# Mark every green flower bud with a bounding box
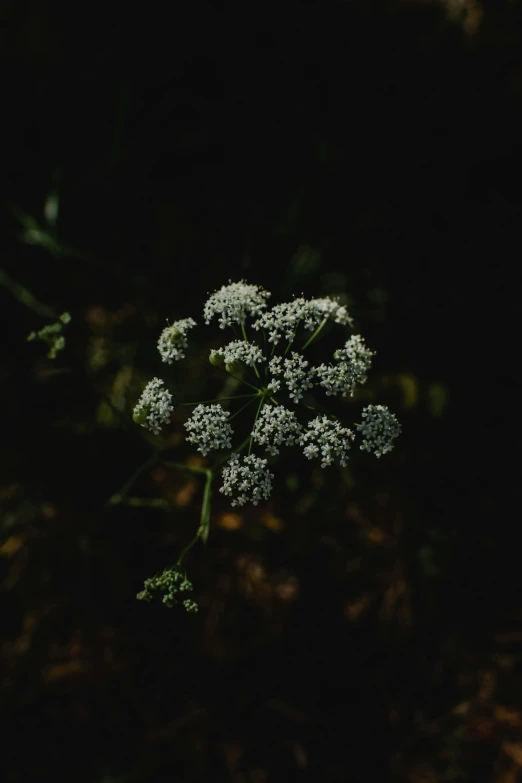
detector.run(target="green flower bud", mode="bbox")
[209,350,224,366]
[133,406,149,425]
[225,361,242,375]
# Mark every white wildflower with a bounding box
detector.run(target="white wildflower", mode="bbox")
[210,340,264,368]
[300,416,355,467]
[253,298,309,344]
[305,297,353,329]
[251,405,303,455]
[204,280,270,328]
[334,334,374,383]
[356,405,401,458]
[266,378,281,394]
[220,453,274,506]
[158,318,197,363]
[313,361,358,397]
[184,404,234,456]
[269,352,314,402]
[133,378,174,435]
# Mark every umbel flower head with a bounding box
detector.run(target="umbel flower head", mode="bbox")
[204,280,270,328]
[253,296,353,344]
[269,353,314,402]
[356,405,402,458]
[300,416,355,467]
[251,405,303,456]
[158,317,197,363]
[137,566,198,611]
[184,404,234,456]
[210,340,265,371]
[220,453,274,507]
[133,280,401,508]
[133,377,174,434]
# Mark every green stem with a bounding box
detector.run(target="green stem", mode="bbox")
[0,267,58,319]
[249,393,266,455]
[302,317,328,350]
[229,373,260,392]
[197,470,213,543]
[177,467,213,562]
[161,461,209,475]
[106,451,159,506]
[241,322,261,380]
[229,395,260,421]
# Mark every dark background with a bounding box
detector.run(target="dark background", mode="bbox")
[1,1,521,781]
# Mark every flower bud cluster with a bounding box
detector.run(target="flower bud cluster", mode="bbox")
[300,416,355,467]
[269,353,314,402]
[251,405,303,455]
[133,377,174,434]
[158,318,197,363]
[356,405,402,458]
[204,281,270,328]
[220,453,274,506]
[184,404,233,456]
[137,567,198,611]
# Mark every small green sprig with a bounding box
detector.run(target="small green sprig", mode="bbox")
[27,312,71,359]
[137,566,198,612]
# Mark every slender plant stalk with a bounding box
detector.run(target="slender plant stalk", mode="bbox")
[106,451,160,506]
[301,317,328,350]
[248,393,266,455]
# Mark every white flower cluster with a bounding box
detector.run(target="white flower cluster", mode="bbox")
[251,405,303,455]
[334,334,374,371]
[300,416,355,467]
[269,353,314,402]
[356,405,402,458]
[184,404,234,456]
[253,298,309,344]
[253,296,353,344]
[314,335,374,397]
[305,297,353,329]
[204,281,270,328]
[210,340,264,368]
[133,378,174,435]
[220,453,274,506]
[158,318,197,363]
[313,361,358,398]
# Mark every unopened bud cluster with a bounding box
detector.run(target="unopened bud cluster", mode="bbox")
[137,566,198,611]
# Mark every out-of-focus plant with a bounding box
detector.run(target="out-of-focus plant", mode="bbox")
[27,312,71,359]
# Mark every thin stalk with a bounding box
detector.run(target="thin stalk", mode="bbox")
[301,317,328,350]
[161,461,209,475]
[249,394,266,455]
[229,395,260,421]
[177,467,213,562]
[106,451,159,506]
[197,470,213,543]
[242,322,262,380]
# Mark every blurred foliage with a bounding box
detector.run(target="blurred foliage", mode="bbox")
[1,0,520,781]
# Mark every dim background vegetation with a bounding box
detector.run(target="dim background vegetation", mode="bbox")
[0,1,520,781]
